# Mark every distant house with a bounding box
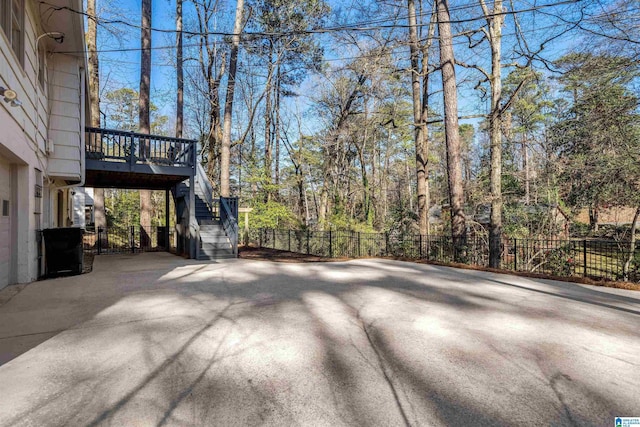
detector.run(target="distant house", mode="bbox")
[1,0,88,288]
[575,206,637,227]
[428,203,570,239]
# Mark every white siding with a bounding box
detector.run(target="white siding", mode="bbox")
[0,1,48,158]
[47,54,82,181]
[0,157,11,289]
[0,0,86,285]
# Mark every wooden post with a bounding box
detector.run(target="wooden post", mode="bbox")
[165,189,170,252]
[244,210,249,246]
[307,229,310,254]
[513,238,517,271]
[188,172,197,259]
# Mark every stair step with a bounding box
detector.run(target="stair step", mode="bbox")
[199,230,226,236]
[199,224,223,229]
[200,238,229,244]
[201,245,232,252]
[197,248,235,260]
[197,220,218,226]
[200,249,234,256]
[200,235,230,241]
[197,254,236,260]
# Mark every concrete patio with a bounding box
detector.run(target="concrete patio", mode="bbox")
[0,252,638,426]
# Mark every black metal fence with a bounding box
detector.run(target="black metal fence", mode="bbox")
[84,226,176,254]
[252,229,640,282]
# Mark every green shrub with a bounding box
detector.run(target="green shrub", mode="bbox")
[250,200,300,230]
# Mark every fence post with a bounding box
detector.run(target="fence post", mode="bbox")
[306,229,310,255]
[426,235,430,260]
[273,229,276,249]
[357,232,361,257]
[329,229,333,258]
[259,228,262,248]
[583,239,587,277]
[288,230,291,252]
[513,238,517,271]
[131,226,135,253]
[385,232,389,256]
[419,234,423,258]
[98,227,102,255]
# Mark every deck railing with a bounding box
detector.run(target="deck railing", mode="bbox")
[220,197,239,256]
[85,127,196,167]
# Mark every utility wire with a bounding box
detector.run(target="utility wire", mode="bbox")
[47,0,582,54]
[55,11,589,55]
[95,19,591,68]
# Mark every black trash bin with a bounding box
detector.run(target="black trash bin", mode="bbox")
[157,226,166,249]
[43,227,84,277]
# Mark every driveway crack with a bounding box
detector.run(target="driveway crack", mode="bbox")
[356,312,412,427]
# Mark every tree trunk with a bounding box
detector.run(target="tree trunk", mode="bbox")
[623,206,640,281]
[264,45,274,200]
[86,0,100,129]
[176,0,183,139]
[407,0,428,235]
[139,0,152,247]
[274,65,281,191]
[220,0,244,197]
[86,0,106,234]
[437,0,466,261]
[420,13,435,235]
[589,204,599,232]
[485,0,504,269]
[523,136,530,205]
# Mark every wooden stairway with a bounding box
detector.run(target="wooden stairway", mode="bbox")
[174,166,237,260]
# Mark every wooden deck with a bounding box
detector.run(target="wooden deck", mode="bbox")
[84,127,196,189]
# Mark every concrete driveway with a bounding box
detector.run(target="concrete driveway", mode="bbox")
[0,253,638,426]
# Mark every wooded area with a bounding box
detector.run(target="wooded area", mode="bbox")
[77,0,639,270]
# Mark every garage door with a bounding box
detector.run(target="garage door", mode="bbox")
[0,157,11,289]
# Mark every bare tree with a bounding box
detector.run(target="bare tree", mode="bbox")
[86,0,106,235]
[407,0,436,235]
[220,0,245,197]
[176,0,183,139]
[482,0,505,268]
[139,0,152,246]
[623,207,640,281]
[192,0,226,190]
[437,0,466,261]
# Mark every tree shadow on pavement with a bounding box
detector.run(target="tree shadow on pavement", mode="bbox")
[0,254,638,426]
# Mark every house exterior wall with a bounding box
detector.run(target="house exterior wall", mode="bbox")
[0,0,86,289]
[48,53,83,181]
[576,207,637,226]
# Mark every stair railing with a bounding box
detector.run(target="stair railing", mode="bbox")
[195,163,216,218]
[220,197,239,256]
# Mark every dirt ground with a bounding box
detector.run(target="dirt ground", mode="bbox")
[238,246,640,291]
[238,246,350,263]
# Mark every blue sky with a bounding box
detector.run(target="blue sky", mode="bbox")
[92,0,595,138]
